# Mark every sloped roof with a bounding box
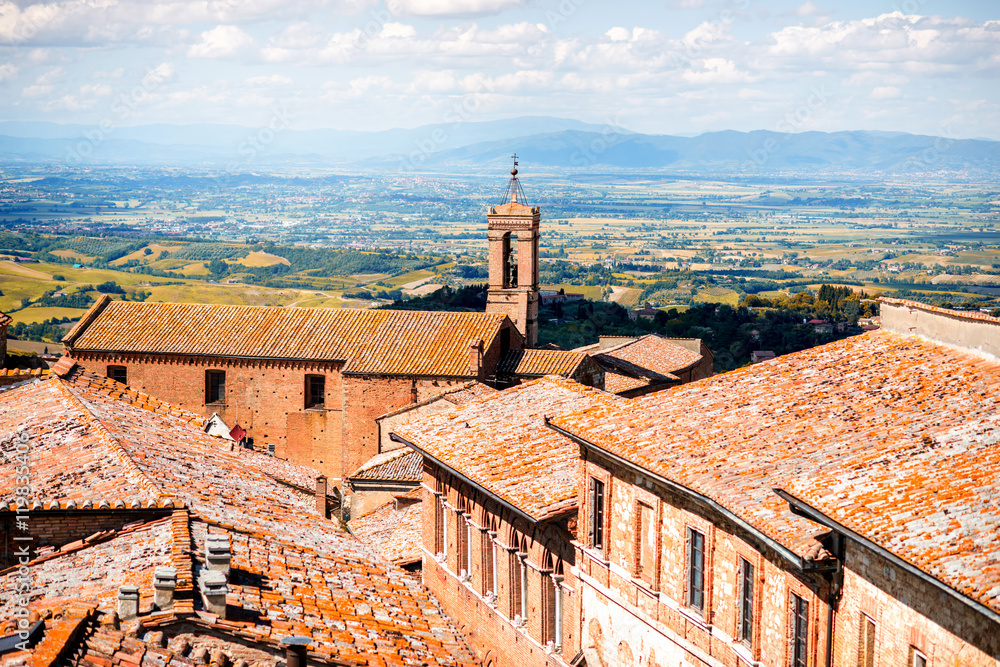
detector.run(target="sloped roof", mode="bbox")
[350,448,424,483]
[394,376,622,522]
[0,310,10,327]
[349,498,423,565]
[64,297,508,377]
[552,330,1000,615]
[596,334,703,375]
[0,369,477,667]
[496,348,590,378]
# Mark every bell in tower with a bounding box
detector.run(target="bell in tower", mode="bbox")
[485,156,540,348]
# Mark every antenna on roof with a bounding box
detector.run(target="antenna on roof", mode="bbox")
[498,154,528,206]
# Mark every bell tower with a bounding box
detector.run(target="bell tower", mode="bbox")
[486,156,540,348]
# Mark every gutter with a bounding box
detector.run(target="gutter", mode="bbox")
[774,488,1000,627]
[544,418,826,573]
[388,432,574,526]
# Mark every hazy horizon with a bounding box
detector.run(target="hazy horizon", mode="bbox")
[0,0,997,141]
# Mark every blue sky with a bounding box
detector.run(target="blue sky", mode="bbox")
[0,0,997,137]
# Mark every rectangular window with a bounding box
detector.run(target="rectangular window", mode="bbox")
[306,375,325,408]
[739,558,754,645]
[910,648,927,667]
[107,365,127,385]
[687,528,705,611]
[483,531,496,596]
[859,615,876,667]
[791,594,809,667]
[434,497,445,555]
[637,502,655,583]
[589,477,605,550]
[205,370,225,404]
[511,550,524,621]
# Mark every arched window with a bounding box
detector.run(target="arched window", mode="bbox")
[511,534,528,625]
[543,552,565,649]
[456,494,472,580]
[483,516,498,599]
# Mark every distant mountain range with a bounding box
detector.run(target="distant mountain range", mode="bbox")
[0,117,996,176]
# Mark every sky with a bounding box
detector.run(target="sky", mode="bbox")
[0,0,997,138]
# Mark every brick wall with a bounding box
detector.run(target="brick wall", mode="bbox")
[420,466,579,667]
[834,541,1000,666]
[0,510,170,567]
[68,351,476,487]
[576,453,832,667]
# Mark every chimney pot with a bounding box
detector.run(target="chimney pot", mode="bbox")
[154,566,178,611]
[315,476,328,518]
[199,570,227,618]
[280,636,311,667]
[117,585,140,621]
[205,535,231,576]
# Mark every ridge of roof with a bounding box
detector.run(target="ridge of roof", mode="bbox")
[65,301,510,377]
[52,377,171,503]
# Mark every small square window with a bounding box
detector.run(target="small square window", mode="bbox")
[206,370,225,404]
[107,365,127,385]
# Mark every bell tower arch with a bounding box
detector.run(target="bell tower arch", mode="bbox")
[486,157,540,347]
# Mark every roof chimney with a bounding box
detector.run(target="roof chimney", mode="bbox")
[316,476,328,518]
[280,637,312,667]
[205,535,231,576]
[118,585,139,621]
[154,566,177,611]
[199,570,227,618]
[468,338,484,378]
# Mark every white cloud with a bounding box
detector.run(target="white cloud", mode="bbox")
[381,22,416,38]
[392,0,524,17]
[0,62,17,82]
[188,25,255,58]
[682,58,755,84]
[795,2,823,18]
[21,84,52,98]
[667,0,703,8]
[870,86,901,99]
[606,27,630,43]
[246,74,293,86]
[80,83,112,96]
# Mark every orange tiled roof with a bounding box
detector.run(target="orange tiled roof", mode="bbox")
[350,448,424,483]
[394,376,622,522]
[349,498,423,565]
[0,371,477,667]
[64,298,508,377]
[597,334,703,375]
[0,310,10,326]
[552,330,1000,614]
[496,348,590,377]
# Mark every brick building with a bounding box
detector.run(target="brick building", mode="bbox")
[392,377,621,667]
[395,299,1000,666]
[0,362,477,667]
[62,298,522,486]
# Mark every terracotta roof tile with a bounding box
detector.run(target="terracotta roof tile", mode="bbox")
[348,499,423,565]
[0,373,477,667]
[350,449,423,483]
[551,330,1000,614]
[65,300,508,377]
[394,377,621,522]
[496,349,589,377]
[596,334,703,376]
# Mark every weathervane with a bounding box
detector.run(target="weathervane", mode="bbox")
[511,153,519,176]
